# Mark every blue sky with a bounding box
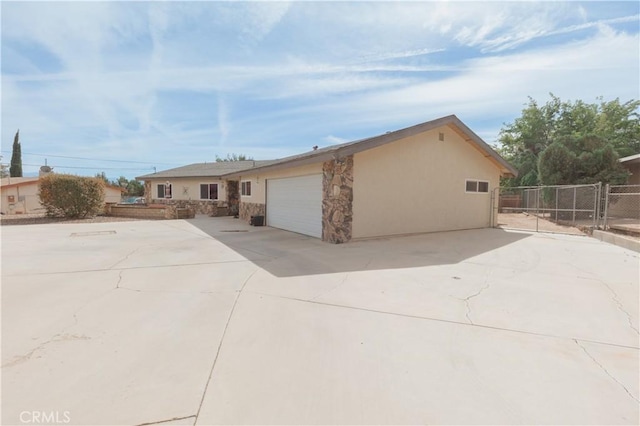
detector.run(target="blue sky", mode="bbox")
[2,1,639,180]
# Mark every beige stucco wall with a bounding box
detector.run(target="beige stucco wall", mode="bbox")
[235,163,323,204]
[351,126,501,239]
[105,187,124,204]
[0,182,42,214]
[0,181,121,214]
[146,178,227,201]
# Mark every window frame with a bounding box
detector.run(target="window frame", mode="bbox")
[241,180,252,197]
[199,183,219,201]
[157,183,172,199]
[465,179,490,194]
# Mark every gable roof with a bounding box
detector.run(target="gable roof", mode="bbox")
[222,115,517,178]
[137,115,517,181]
[136,160,277,180]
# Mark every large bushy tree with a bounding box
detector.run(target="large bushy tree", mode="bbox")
[38,174,105,218]
[10,130,23,177]
[498,95,640,186]
[538,135,629,185]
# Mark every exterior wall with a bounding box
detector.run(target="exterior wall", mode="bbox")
[104,187,124,204]
[322,156,353,243]
[1,182,124,215]
[146,178,228,202]
[351,126,501,239]
[145,177,230,216]
[624,162,640,185]
[108,205,195,220]
[236,162,323,223]
[239,202,266,222]
[0,182,42,214]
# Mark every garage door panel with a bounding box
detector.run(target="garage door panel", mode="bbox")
[267,175,322,238]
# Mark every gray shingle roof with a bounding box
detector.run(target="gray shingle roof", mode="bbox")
[137,115,518,181]
[136,160,276,180]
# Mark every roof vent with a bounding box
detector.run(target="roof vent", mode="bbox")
[439,132,445,141]
[312,145,318,150]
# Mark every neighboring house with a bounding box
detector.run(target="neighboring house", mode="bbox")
[619,154,640,185]
[0,177,125,215]
[137,115,517,243]
[0,177,41,215]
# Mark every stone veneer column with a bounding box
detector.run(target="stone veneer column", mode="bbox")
[144,181,152,204]
[322,155,353,243]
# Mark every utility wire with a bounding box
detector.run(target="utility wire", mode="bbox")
[22,163,154,171]
[0,150,178,166]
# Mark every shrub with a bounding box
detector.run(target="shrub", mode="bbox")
[38,174,106,218]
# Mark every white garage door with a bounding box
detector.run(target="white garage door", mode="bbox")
[267,174,322,238]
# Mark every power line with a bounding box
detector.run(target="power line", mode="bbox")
[22,163,154,171]
[0,150,179,166]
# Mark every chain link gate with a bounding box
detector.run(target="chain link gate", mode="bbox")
[493,183,602,234]
[603,184,640,234]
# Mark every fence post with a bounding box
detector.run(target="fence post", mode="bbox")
[593,182,601,229]
[536,187,540,232]
[603,183,610,230]
[572,186,577,223]
[555,187,558,223]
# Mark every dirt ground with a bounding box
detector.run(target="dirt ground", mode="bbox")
[497,213,587,235]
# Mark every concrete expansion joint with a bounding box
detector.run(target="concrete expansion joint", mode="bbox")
[574,339,640,404]
[135,415,196,426]
[194,269,258,424]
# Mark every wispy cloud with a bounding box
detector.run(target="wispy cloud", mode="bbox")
[1,1,638,177]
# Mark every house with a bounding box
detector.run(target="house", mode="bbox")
[137,115,517,243]
[619,154,640,185]
[0,176,125,215]
[136,160,276,216]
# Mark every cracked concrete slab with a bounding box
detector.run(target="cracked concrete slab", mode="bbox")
[2,217,639,425]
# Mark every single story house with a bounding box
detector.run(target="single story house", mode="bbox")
[137,115,517,243]
[0,176,125,215]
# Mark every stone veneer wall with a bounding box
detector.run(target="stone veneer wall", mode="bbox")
[150,199,229,216]
[322,155,354,243]
[239,202,265,222]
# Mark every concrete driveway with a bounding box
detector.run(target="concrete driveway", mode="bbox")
[1,217,638,425]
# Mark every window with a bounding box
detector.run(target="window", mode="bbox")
[157,183,172,199]
[200,183,218,200]
[465,179,489,193]
[241,181,252,196]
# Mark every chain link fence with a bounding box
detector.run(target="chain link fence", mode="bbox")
[603,184,640,234]
[494,184,601,234]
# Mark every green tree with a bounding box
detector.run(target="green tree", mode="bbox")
[0,155,8,178]
[110,175,144,196]
[215,153,253,162]
[537,135,629,186]
[498,95,640,186]
[95,172,109,184]
[10,130,23,177]
[126,179,144,196]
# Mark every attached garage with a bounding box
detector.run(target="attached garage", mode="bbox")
[221,115,517,244]
[266,174,323,238]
